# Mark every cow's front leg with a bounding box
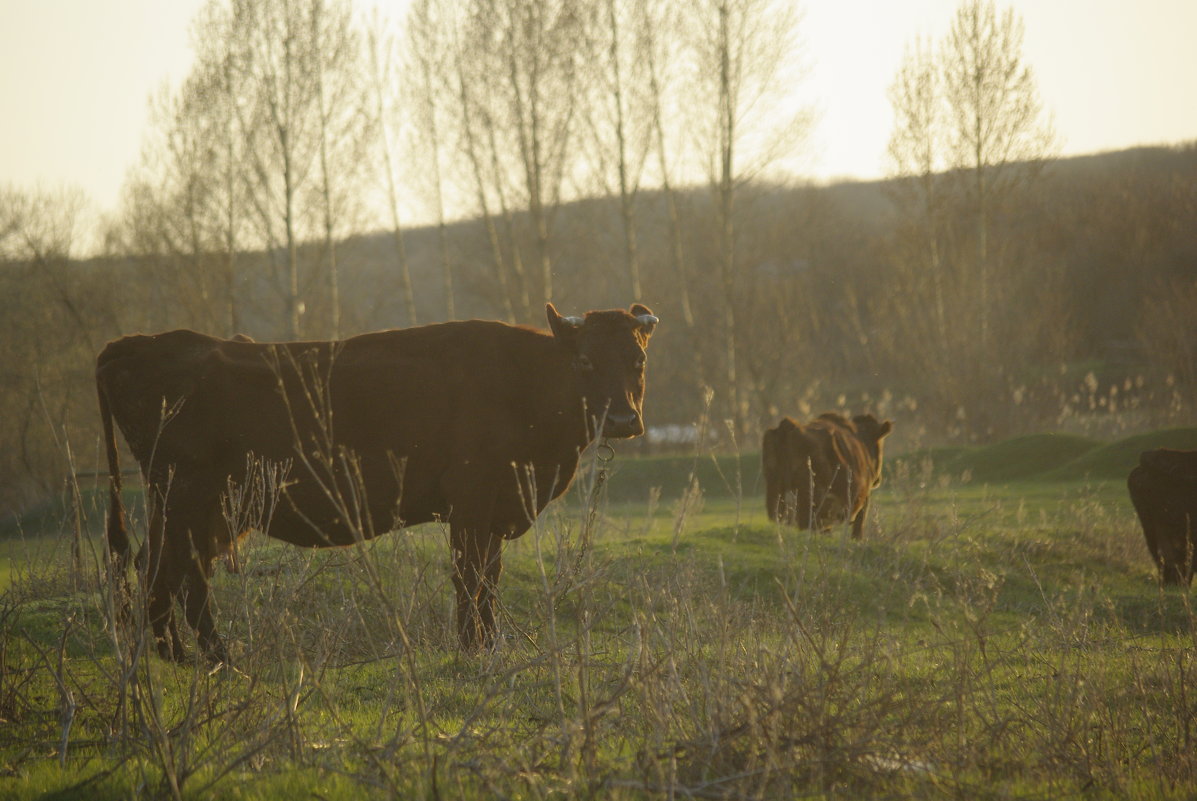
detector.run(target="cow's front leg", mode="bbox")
[445,468,502,650]
[452,527,504,650]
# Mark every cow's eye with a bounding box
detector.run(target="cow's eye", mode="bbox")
[577,355,594,371]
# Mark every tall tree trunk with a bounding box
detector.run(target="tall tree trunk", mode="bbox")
[607,0,640,300]
[455,67,517,322]
[717,0,741,437]
[314,2,341,339]
[428,104,455,320]
[380,103,417,328]
[282,125,301,340]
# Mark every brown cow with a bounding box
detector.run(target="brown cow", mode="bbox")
[1128,448,1197,585]
[762,412,893,539]
[98,303,658,662]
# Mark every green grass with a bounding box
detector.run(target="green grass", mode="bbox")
[2,429,1197,799]
[602,450,757,501]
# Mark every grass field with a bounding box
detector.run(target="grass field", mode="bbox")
[1,430,1196,800]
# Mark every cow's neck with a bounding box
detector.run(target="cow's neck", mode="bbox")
[541,348,599,465]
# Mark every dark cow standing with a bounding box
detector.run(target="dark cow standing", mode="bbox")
[98,303,658,661]
[1128,448,1197,585]
[762,412,893,539]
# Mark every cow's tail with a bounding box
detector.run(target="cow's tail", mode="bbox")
[97,370,132,579]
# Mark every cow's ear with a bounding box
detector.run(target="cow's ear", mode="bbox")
[630,303,658,344]
[878,420,894,439]
[547,302,583,350]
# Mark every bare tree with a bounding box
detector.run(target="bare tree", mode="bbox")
[117,0,370,340]
[639,0,698,343]
[232,0,317,339]
[941,0,1055,349]
[207,0,366,339]
[308,0,371,339]
[457,0,589,310]
[191,2,251,336]
[443,5,525,322]
[681,0,810,436]
[110,78,232,334]
[367,19,419,327]
[0,186,110,511]
[578,0,654,300]
[405,0,457,320]
[884,0,1058,435]
[887,37,949,347]
[1139,277,1197,413]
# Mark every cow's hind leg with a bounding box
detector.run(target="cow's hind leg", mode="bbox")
[177,508,236,664]
[179,561,227,664]
[851,497,870,541]
[149,484,227,663]
[168,504,230,664]
[141,488,187,662]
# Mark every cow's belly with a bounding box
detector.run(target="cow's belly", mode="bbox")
[256,458,448,548]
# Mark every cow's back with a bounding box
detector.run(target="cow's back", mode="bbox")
[97,322,547,458]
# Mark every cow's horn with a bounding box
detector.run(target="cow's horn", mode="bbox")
[563,315,585,328]
[636,314,659,327]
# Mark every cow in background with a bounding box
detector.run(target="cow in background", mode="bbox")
[1128,448,1197,585]
[98,303,658,662]
[763,412,893,539]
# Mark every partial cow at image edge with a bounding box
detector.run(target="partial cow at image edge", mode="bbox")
[1128,448,1197,586]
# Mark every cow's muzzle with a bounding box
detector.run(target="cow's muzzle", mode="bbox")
[602,411,643,439]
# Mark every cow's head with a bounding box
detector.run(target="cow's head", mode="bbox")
[852,414,894,487]
[547,302,658,439]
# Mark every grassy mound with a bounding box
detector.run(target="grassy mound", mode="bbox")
[1042,426,1197,481]
[892,427,1197,485]
[940,432,1099,482]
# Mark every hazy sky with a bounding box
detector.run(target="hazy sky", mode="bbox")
[2,0,1196,218]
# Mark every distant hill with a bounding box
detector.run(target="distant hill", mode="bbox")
[890,427,1197,485]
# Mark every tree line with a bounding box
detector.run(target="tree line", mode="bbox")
[1,0,1194,515]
